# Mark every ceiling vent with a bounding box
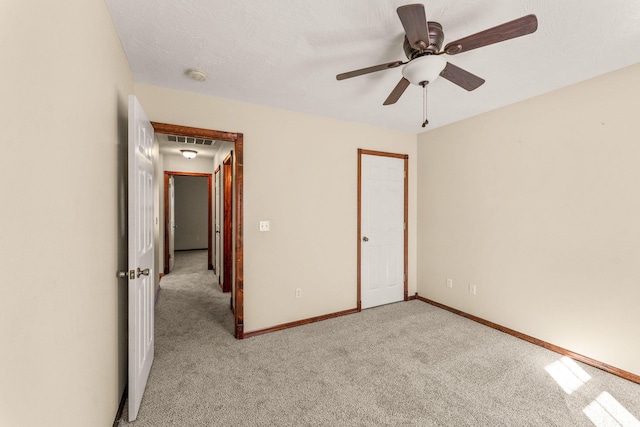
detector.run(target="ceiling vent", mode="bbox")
[167,135,214,145]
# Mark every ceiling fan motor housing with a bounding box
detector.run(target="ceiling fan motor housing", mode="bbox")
[403,21,444,59]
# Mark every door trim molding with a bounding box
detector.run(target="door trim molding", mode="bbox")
[357,149,409,311]
[152,122,245,339]
[243,307,359,338]
[163,171,213,273]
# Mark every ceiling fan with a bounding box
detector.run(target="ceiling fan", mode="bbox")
[336,4,538,127]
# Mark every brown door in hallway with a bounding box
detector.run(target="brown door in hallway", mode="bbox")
[222,152,233,293]
[214,166,220,276]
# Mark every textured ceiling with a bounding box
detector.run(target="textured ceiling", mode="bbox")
[105,0,640,133]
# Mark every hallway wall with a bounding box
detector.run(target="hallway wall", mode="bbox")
[0,0,135,426]
[135,83,418,333]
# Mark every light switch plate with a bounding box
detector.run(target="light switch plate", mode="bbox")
[259,220,270,232]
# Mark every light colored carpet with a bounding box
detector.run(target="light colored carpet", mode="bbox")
[119,250,640,426]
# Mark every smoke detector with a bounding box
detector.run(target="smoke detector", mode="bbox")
[185,68,207,81]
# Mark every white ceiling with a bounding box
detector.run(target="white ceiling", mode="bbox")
[105,0,640,134]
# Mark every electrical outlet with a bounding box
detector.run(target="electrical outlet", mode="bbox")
[469,284,476,295]
[446,278,453,288]
[295,288,302,299]
[259,221,270,232]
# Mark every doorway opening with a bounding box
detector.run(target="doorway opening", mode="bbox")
[152,122,245,339]
[163,171,213,275]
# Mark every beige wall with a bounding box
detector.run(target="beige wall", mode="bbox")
[164,152,214,174]
[0,0,134,426]
[417,63,640,376]
[136,84,418,332]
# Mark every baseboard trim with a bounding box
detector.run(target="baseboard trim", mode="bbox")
[154,285,161,306]
[416,295,640,385]
[407,293,417,301]
[113,385,127,427]
[243,308,359,339]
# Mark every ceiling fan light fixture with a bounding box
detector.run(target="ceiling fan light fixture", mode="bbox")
[402,55,447,86]
[180,149,198,159]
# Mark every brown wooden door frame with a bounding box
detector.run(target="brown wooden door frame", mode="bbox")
[221,153,233,293]
[357,149,409,311]
[213,165,220,276]
[163,171,213,274]
[152,122,245,339]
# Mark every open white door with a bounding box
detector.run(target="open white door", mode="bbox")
[128,95,155,421]
[360,152,406,309]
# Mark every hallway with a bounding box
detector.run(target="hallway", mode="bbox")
[156,249,234,337]
[119,250,235,425]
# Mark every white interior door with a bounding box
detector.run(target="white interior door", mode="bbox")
[360,153,406,309]
[128,95,155,421]
[169,175,175,271]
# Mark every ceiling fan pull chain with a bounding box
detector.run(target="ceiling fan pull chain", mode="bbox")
[421,81,429,127]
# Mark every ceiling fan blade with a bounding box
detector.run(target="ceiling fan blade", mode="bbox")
[383,77,411,105]
[336,60,405,80]
[439,62,485,91]
[444,14,538,55]
[397,4,430,51]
